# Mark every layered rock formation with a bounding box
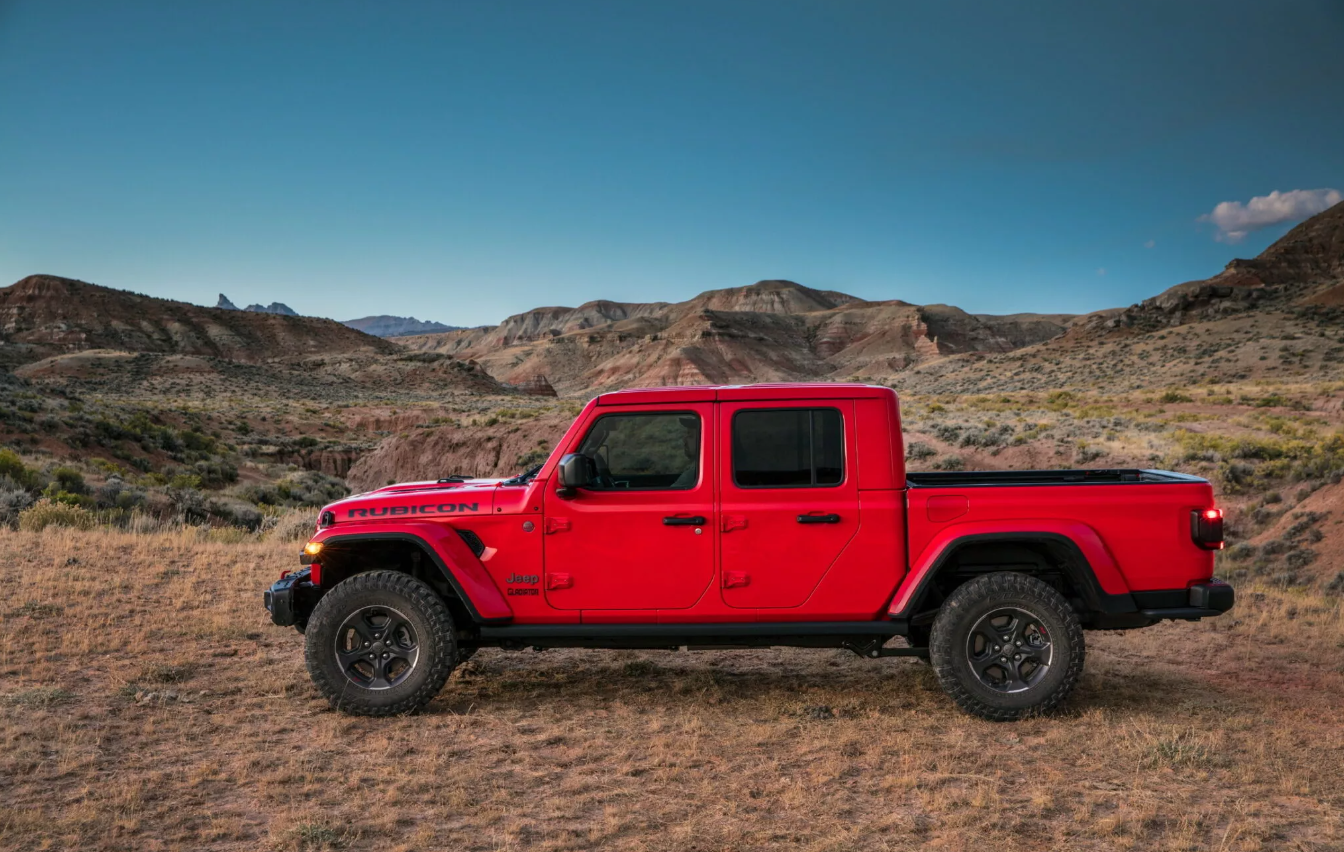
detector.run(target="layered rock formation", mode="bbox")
[397,280,1074,394]
[0,275,396,366]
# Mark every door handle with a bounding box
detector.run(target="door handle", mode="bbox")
[663,516,706,526]
[797,513,841,524]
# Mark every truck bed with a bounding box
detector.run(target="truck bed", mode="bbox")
[906,468,1206,488]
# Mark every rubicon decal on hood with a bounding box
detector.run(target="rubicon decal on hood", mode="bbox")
[347,503,480,518]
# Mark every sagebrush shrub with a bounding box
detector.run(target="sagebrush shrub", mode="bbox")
[17,499,96,532]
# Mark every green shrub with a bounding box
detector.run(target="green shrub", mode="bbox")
[0,449,37,489]
[18,499,96,532]
[49,467,87,495]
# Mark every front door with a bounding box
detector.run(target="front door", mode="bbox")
[719,402,859,608]
[543,403,715,610]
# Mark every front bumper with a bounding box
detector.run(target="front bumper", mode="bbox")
[1137,579,1235,621]
[264,568,322,628]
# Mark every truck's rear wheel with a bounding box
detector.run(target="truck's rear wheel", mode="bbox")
[304,571,458,716]
[929,572,1084,721]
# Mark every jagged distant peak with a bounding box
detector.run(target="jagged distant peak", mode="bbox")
[216,294,239,310]
[244,302,298,316]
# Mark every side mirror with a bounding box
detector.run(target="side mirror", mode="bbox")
[555,453,595,498]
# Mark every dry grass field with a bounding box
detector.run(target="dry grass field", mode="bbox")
[3,527,1343,852]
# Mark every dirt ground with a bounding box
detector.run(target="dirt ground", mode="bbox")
[2,528,1343,852]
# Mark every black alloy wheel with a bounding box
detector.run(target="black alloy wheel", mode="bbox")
[964,607,1053,693]
[305,571,459,716]
[335,605,421,689]
[929,572,1085,721]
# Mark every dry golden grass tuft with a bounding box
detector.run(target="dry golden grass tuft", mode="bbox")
[2,527,1344,850]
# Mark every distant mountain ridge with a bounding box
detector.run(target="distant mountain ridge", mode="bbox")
[216,294,298,316]
[343,315,462,338]
[395,278,1075,394]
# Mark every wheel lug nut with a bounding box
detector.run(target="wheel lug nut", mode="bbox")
[993,646,1000,652]
[363,642,370,648]
[382,653,389,659]
[1015,654,1022,661]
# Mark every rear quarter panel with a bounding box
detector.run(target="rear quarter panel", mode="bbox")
[904,481,1217,594]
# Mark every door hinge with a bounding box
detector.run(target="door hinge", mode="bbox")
[722,514,747,532]
[723,571,750,588]
[545,517,571,534]
[547,573,573,590]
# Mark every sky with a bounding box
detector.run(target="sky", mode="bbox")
[1,1,1341,327]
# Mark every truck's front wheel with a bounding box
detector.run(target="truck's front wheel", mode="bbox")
[929,572,1084,721]
[304,571,459,716]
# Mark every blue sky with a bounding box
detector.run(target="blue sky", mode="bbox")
[1,1,1341,326]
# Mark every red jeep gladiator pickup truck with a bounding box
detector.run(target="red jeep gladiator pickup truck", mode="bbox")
[265,384,1233,721]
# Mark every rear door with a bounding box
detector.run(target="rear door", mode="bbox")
[718,401,859,608]
[543,403,715,610]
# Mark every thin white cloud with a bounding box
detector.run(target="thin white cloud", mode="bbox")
[1096,267,1106,276]
[1144,239,1155,249]
[1199,188,1342,243]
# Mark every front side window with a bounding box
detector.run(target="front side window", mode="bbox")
[732,408,844,488]
[576,411,700,490]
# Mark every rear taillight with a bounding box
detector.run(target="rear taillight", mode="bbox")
[1191,508,1224,550]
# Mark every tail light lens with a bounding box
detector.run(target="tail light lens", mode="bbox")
[1191,508,1224,550]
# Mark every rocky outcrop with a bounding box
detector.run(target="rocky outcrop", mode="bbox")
[513,375,558,396]
[216,294,239,310]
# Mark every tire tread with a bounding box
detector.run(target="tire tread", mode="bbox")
[929,572,1085,722]
[304,570,457,717]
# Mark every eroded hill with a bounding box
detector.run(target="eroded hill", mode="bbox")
[396,279,1075,394]
[0,275,396,368]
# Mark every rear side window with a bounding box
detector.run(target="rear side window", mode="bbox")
[732,408,844,488]
[576,411,700,490]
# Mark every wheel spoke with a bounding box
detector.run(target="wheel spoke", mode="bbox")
[970,653,1001,678]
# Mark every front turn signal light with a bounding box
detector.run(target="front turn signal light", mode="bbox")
[304,541,323,556]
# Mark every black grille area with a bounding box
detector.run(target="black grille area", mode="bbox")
[456,529,485,557]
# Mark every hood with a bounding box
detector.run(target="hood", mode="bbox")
[324,478,501,524]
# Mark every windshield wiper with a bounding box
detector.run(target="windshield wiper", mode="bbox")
[501,465,543,486]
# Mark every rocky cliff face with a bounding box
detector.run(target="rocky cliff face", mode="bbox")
[395,280,1074,394]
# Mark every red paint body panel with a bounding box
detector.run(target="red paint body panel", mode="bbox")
[902,483,1215,598]
[543,401,717,610]
[311,520,513,621]
[717,399,859,608]
[781,489,907,620]
[308,384,1221,629]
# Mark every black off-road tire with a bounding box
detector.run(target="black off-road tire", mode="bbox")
[929,572,1084,722]
[305,571,458,716]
